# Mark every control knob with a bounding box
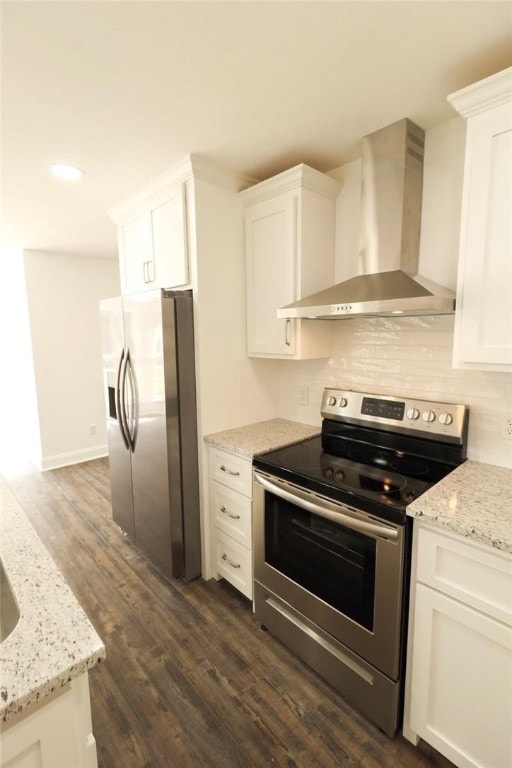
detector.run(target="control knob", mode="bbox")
[422,410,436,423]
[338,397,348,408]
[327,396,337,406]
[407,408,420,420]
[439,412,453,426]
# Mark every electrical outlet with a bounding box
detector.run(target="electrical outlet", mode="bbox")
[89,424,97,436]
[501,417,512,439]
[298,386,309,406]
[501,416,512,440]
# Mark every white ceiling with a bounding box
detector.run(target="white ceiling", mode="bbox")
[2,1,511,260]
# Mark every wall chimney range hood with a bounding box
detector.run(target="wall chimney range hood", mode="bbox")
[278,119,455,320]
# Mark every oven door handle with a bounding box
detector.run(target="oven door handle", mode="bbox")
[254,471,399,541]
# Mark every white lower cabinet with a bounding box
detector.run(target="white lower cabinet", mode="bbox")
[0,674,97,768]
[209,447,253,600]
[404,524,512,768]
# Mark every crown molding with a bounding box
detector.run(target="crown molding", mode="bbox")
[108,154,257,222]
[448,67,512,118]
[239,163,341,206]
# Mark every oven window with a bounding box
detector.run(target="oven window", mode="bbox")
[265,493,376,631]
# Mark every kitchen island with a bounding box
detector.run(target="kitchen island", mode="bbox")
[0,476,105,767]
[404,459,512,768]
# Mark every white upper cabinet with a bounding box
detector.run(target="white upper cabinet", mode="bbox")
[448,67,512,370]
[240,165,340,359]
[110,179,188,295]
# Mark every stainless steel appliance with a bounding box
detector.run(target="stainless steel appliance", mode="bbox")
[253,388,468,736]
[278,119,456,320]
[100,288,200,582]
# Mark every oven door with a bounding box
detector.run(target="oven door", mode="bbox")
[253,470,407,681]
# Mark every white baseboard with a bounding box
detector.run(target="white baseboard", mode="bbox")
[40,445,108,472]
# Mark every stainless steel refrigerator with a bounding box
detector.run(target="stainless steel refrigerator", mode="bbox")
[100,288,201,581]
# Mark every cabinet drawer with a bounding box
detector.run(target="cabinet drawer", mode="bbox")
[416,526,512,626]
[211,482,252,548]
[209,448,252,497]
[214,531,253,600]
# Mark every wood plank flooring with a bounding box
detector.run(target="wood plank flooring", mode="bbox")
[2,459,454,768]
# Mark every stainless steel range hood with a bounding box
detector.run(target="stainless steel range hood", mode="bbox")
[278,119,455,320]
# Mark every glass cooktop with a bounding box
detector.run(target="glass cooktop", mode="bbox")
[253,435,459,525]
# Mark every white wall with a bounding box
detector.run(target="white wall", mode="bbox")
[0,246,42,469]
[23,250,120,470]
[274,117,512,469]
[192,175,278,438]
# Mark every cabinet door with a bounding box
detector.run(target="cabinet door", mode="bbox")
[454,101,512,369]
[119,212,153,294]
[409,583,512,768]
[245,194,297,356]
[0,675,98,768]
[151,182,188,288]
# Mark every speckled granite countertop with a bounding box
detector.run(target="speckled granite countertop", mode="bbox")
[0,476,105,722]
[205,418,320,458]
[407,460,512,553]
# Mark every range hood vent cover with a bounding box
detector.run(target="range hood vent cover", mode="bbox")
[278,118,455,320]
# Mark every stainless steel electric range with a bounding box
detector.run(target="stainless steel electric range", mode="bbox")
[253,388,469,737]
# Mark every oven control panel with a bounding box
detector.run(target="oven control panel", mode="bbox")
[361,397,405,421]
[321,388,468,443]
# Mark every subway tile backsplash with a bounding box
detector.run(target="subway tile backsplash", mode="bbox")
[276,315,512,469]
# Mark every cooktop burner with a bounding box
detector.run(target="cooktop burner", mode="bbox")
[346,449,429,477]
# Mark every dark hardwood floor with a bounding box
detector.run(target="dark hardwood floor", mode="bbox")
[3,458,454,768]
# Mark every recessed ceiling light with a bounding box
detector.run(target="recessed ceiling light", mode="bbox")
[50,164,84,181]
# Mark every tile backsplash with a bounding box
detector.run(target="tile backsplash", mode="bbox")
[276,315,512,469]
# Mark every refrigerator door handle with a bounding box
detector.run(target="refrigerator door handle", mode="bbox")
[115,349,130,451]
[124,349,137,452]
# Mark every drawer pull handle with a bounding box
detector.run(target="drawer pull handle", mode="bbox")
[220,465,240,476]
[220,505,240,520]
[222,552,241,569]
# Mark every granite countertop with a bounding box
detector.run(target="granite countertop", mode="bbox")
[0,477,105,722]
[407,459,512,553]
[204,418,320,458]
